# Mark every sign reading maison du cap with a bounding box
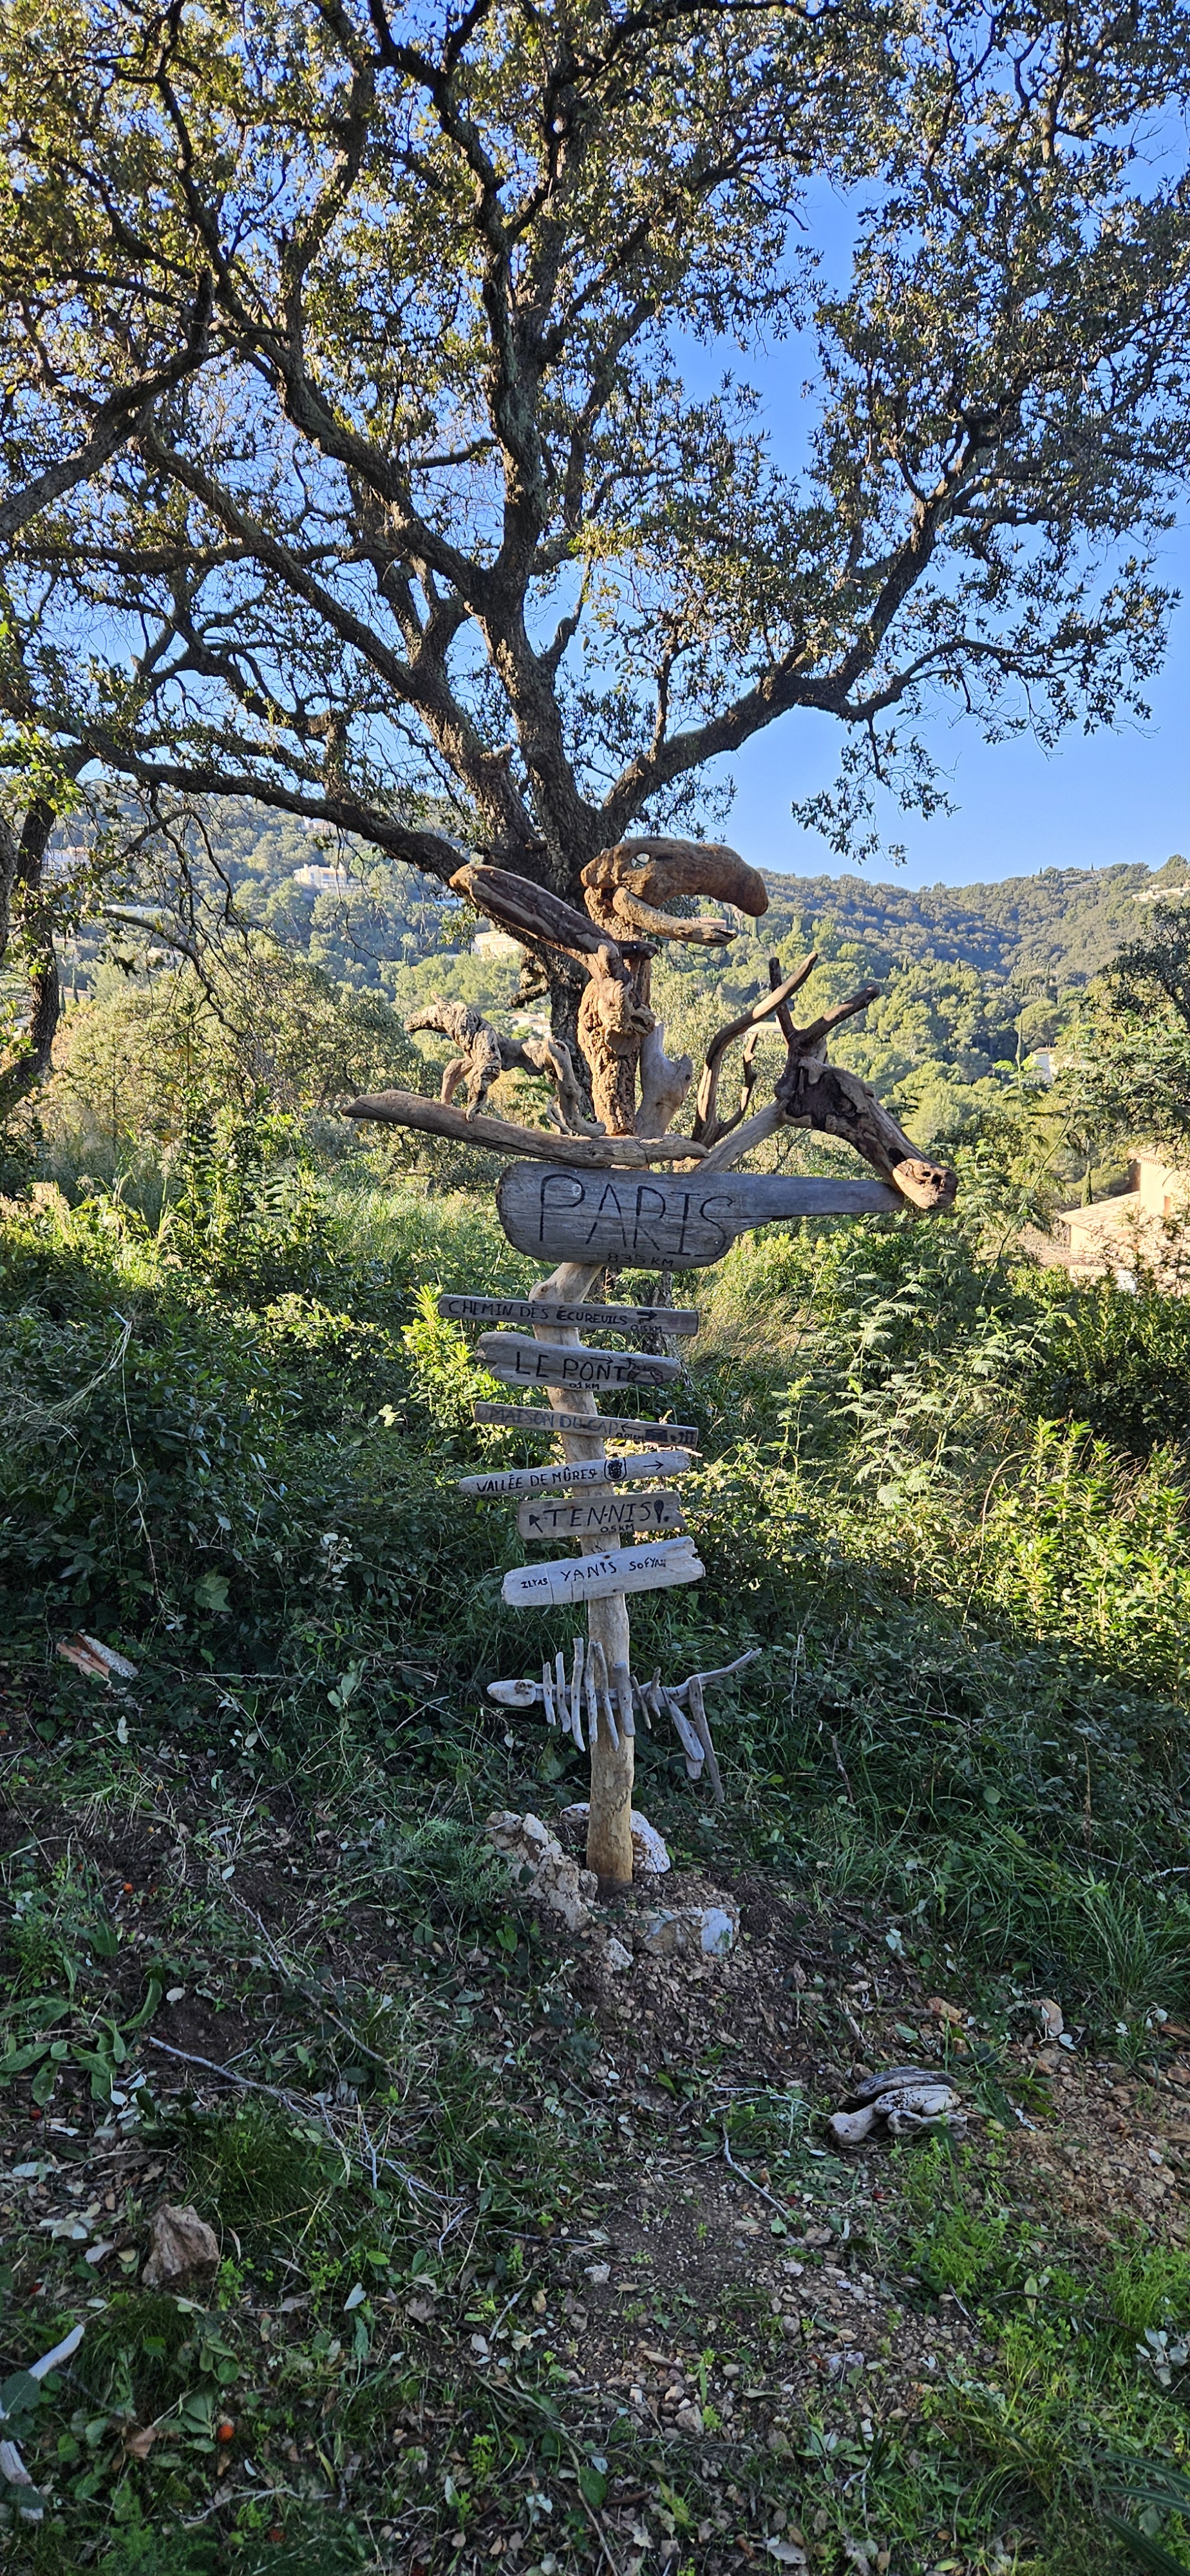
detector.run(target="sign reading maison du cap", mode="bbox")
[496,1164,903,1266]
[517,1488,685,1543]
[502,1537,703,1607]
[473,1401,698,1444]
[478,1332,681,1390]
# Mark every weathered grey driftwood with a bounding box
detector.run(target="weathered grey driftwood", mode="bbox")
[458,1447,695,1499]
[496,1163,903,1265]
[502,1537,703,1607]
[474,1401,697,1444]
[439,1292,700,1334]
[581,838,768,947]
[478,1331,682,1390]
[516,1488,685,1543]
[343,1086,703,1165]
[407,996,589,1130]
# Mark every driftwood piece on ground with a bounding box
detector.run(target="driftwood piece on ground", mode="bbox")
[343,1086,704,1166]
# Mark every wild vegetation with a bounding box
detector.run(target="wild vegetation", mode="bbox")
[4,1061,1190,2572]
[5,0,1190,2562]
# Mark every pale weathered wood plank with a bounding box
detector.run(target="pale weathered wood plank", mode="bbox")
[457,1449,695,1498]
[502,1539,703,1607]
[496,1163,903,1265]
[473,1402,697,1444]
[437,1292,700,1335]
[517,1488,686,1542]
[478,1332,682,1390]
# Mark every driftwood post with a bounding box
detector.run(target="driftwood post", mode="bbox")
[346,836,958,1899]
[532,1260,634,1886]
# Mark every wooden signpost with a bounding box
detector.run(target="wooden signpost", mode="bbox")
[502,1535,703,1607]
[459,1449,696,1499]
[345,862,958,1895]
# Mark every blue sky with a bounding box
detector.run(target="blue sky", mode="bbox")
[711,538,1189,890]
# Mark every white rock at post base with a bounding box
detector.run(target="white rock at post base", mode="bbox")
[484,1810,598,1932]
[639,1900,739,1958]
[557,1803,672,1876]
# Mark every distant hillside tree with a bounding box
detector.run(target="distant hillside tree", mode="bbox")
[3,0,1190,1048]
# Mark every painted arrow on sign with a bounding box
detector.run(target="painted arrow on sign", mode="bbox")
[517,1489,685,1543]
[438,1293,699,1335]
[457,1449,695,1499]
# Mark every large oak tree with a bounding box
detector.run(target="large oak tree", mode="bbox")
[2,0,1190,1048]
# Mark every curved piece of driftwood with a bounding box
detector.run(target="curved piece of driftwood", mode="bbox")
[342,1084,705,1165]
[578,952,655,1136]
[694,952,820,1140]
[581,838,768,946]
[449,861,625,967]
[406,996,589,1132]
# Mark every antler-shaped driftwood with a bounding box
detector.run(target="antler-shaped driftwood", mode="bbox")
[406,996,589,1132]
[694,951,955,1209]
[581,838,768,946]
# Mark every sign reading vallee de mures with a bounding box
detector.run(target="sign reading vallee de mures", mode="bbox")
[496,1164,902,1266]
[478,1332,681,1390]
[502,1537,703,1607]
[458,1448,695,1499]
[517,1488,685,1542]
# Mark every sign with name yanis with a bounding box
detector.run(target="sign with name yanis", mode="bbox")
[478,1332,681,1390]
[502,1537,703,1607]
[496,1164,903,1266]
[438,1293,699,1336]
[517,1489,685,1542]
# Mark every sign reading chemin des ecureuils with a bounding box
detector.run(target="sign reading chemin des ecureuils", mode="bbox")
[344,838,956,1889]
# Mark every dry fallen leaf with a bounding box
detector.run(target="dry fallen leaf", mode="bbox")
[123,2425,158,2461]
[142,2203,220,2290]
[928,1996,965,2028]
[1038,1998,1064,2040]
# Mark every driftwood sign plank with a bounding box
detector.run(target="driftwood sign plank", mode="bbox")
[457,1449,695,1499]
[517,1489,686,1542]
[478,1332,682,1390]
[496,1164,903,1265]
[438,1293,699,1336]
[502,1537,703,1607]
[474,1402,697,1444]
